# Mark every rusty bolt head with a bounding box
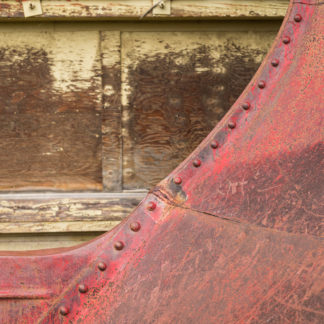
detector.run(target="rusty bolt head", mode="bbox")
[98,262,107,271]
[242,102,250,110]
[193,159,201,167]
[283,36,291,44]
[130,221,141,232]
[210,140,219,149]
[271,59,279,67]
[147,201,156,211]
[114,241,124,251]
[78,284,88,294]
[228,121,236,129]
[59,306,69,316]
[258,81,266,89]
[174,176,182,185]
[294,14,302,22]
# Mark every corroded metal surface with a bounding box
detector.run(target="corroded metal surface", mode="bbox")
[0,0,323,323]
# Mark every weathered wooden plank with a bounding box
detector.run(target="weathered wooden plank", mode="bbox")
[0,113,102,191]
[0,31,103,191]
[171,0,289,19]
[0,192,145,233]
[121,31,276,189]
[101,31,122,191]
[0,1,289,20]
[0,233,102,250]
[0,221,120,233]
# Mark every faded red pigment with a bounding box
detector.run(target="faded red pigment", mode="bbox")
[0,0,323,323]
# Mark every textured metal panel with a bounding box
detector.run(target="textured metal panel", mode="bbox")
[0,0,323,323]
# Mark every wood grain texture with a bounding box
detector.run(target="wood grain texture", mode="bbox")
[0,21,282,246]
[0,0,289,20]
[0,233,101,251]
[171,0,289,19]
[0,193,144,233]
[0,113,102,191]
[0,31,103,191]
[122,31,276,189]
[0,221,120,233]
[101,31,122,191]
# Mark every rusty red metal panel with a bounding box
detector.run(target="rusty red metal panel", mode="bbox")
[0,0,323,322]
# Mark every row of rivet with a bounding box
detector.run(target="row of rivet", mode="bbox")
[59,12,303,318]
[171,13,302,187]
[59,218,144,316]
[97,219,142,272]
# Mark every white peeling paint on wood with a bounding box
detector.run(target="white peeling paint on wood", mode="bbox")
[0,0,289,20]
[121,30,275,108]
[0,220,120,233]
[50,32,100,92]
[0,31,101,94]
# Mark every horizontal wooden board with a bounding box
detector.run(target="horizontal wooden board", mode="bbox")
[171,0,289,19]
[0,233,102,251]
[0,31,104,191]
[0,192,145,233]
[0,221,120,233]
[0,1,289,20]
[122,30,276,189]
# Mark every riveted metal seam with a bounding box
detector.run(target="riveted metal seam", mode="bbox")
[151,189,323,240]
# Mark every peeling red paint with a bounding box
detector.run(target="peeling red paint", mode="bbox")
[0,0,323,323]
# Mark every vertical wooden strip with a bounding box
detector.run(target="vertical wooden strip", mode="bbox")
[101,31,122,191]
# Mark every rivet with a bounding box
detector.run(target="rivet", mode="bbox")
[147,201,156,211]
[294,14,302,22]
[271,59,279,67]
[114,241,124,251]
[98,262,107,271]
[228,121,236,129]
[29,3,35,10]
[283,36,290,44]
[258,81,266,89]
[78,284,88,294]
[210,141,219,149]
[59,306,69,316]
[130,221,141,232]
[193,159,201,167]
[242,102,250,110]
[174,176,182,185]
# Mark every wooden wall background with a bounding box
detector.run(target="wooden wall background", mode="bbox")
[0,0,287,250]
